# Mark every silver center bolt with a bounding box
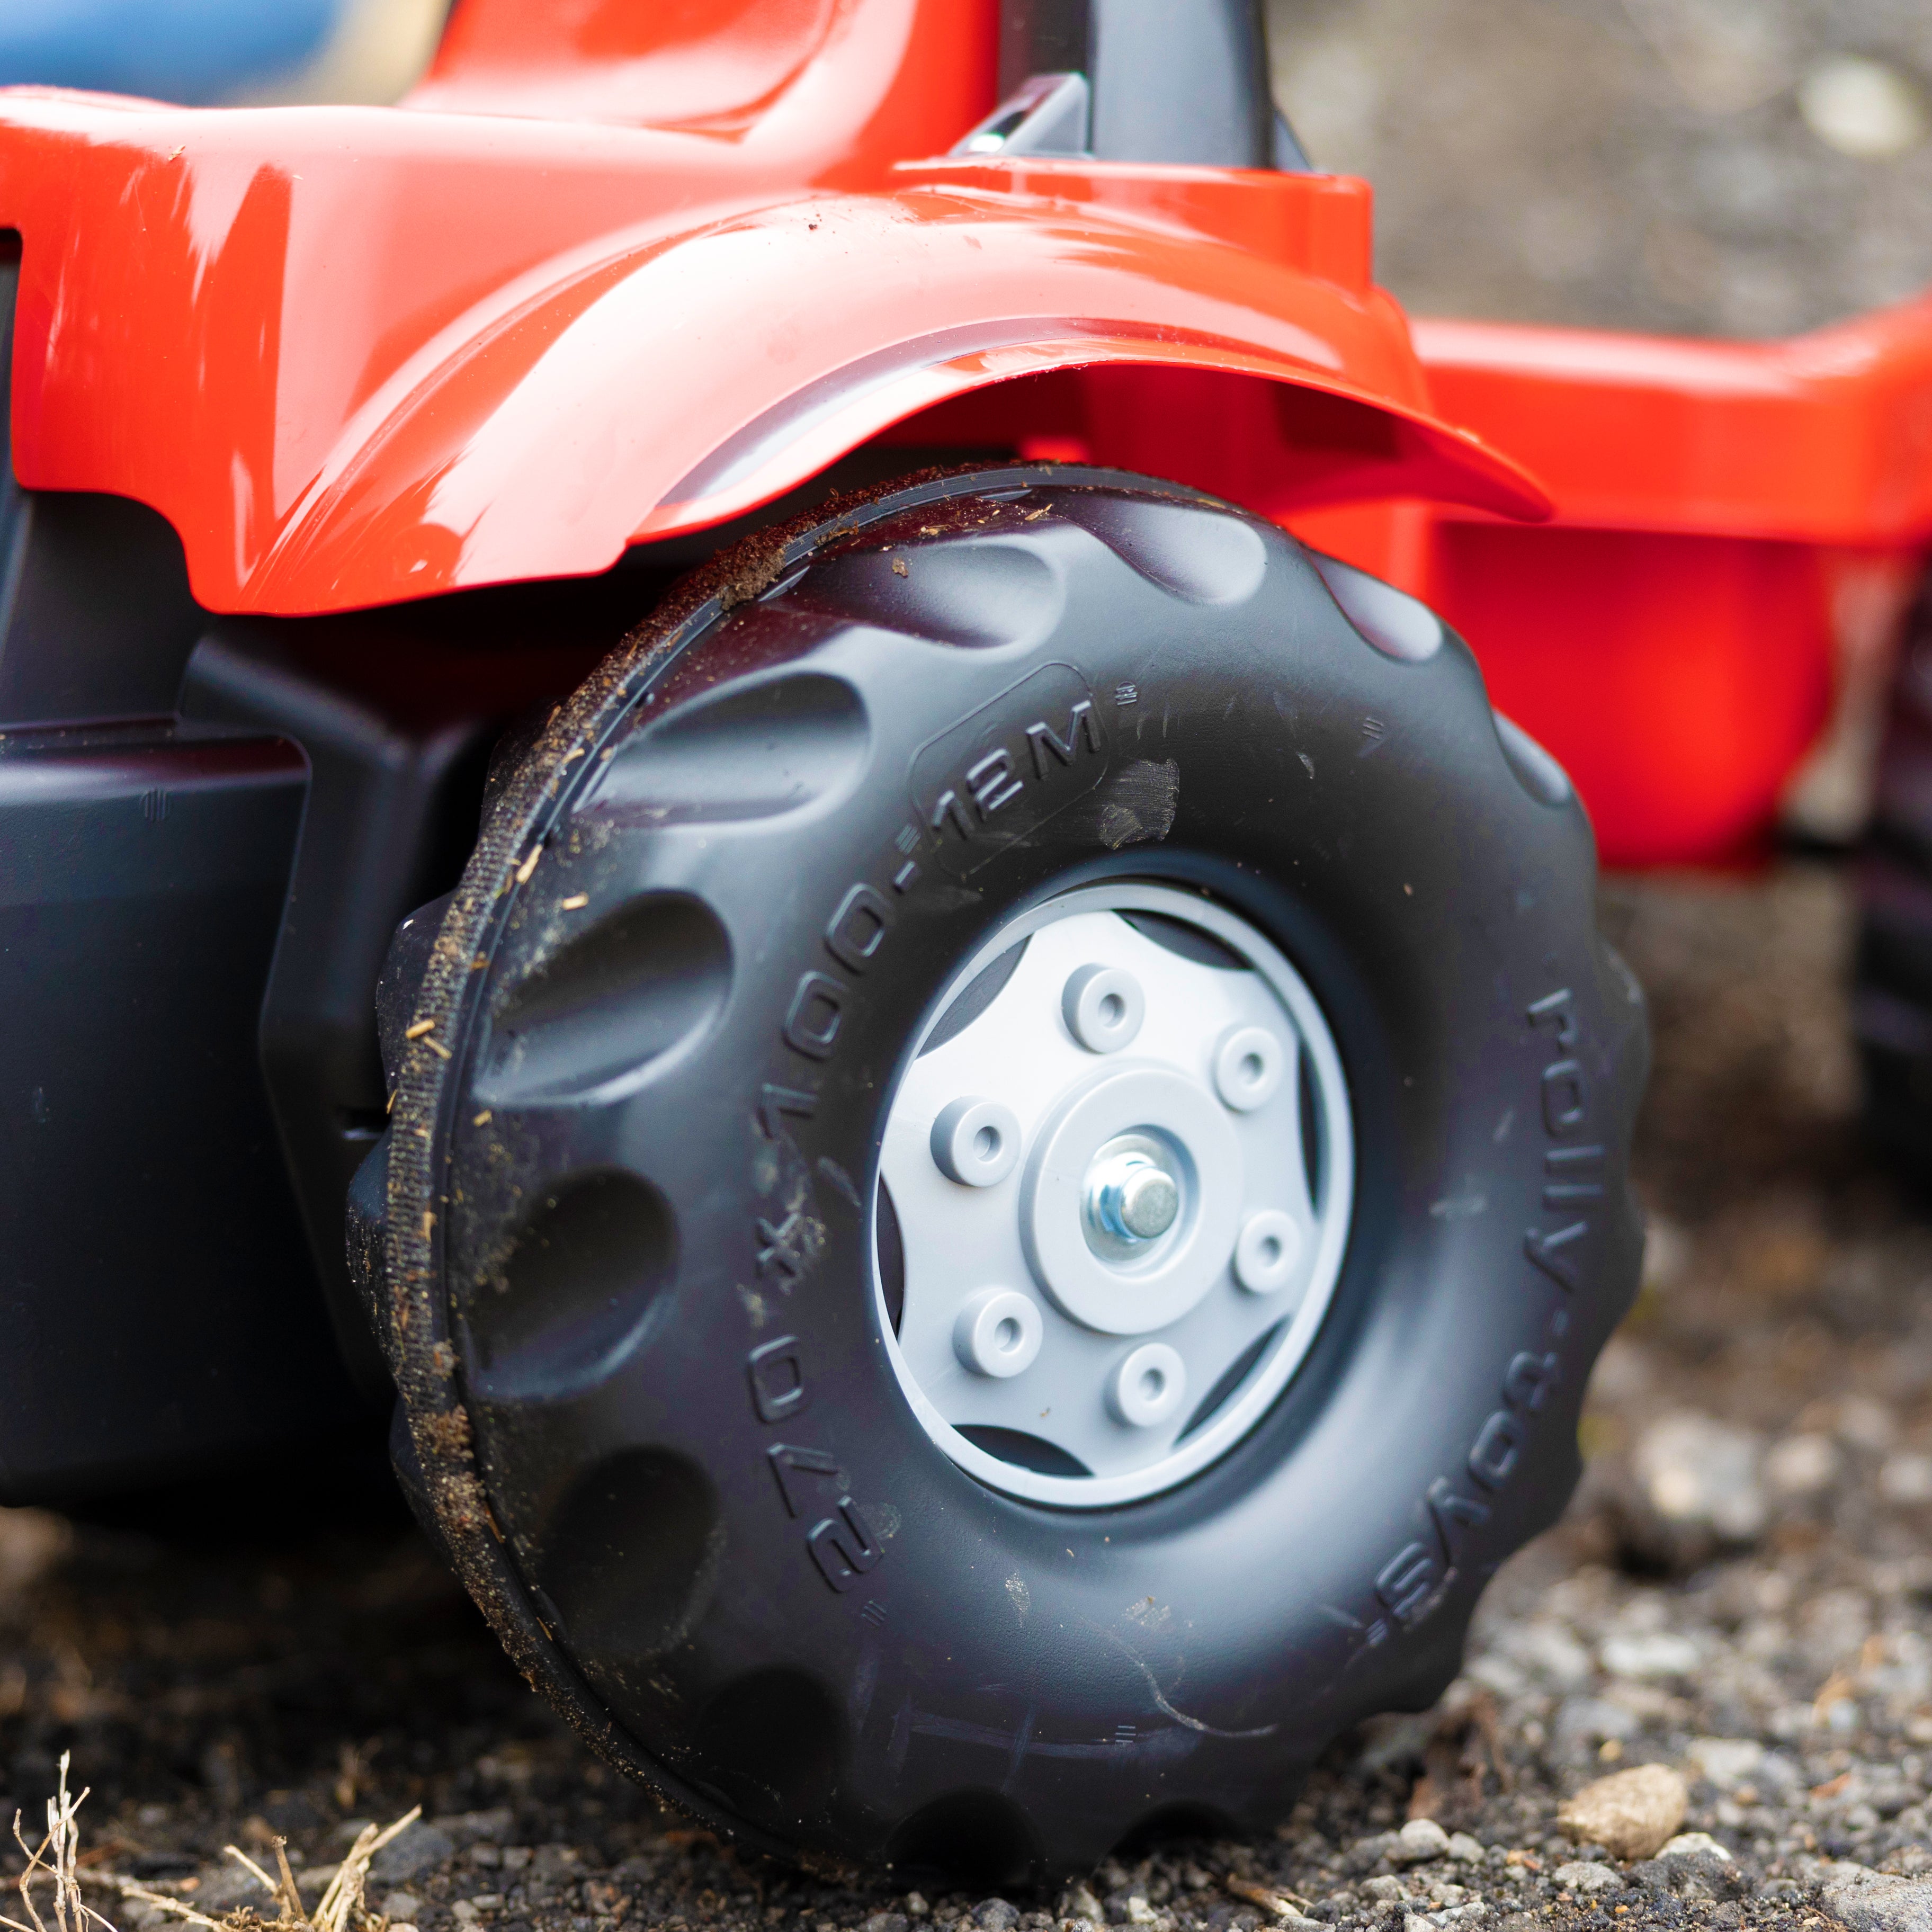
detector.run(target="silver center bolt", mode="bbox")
[1085,1147,1181,1252]
[1115,1164,1179,1238]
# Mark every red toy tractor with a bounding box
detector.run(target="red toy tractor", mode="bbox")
[0,0,1912,1886]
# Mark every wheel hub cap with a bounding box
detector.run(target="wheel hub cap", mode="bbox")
[875,882,1355,1507]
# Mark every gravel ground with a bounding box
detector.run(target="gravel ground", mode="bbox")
[8,7,1932,1932]
[0,867,1926,1932]
[1268,0,1932,338]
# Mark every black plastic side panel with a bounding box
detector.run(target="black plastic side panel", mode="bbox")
[0,724,365,1500]
[181,629,503,1392]
[0,493,207,723]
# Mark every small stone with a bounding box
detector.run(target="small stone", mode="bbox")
[433,1811,516,1850]
[1122,1901,1158,1927]
[1363,1878,1406,1902]
[1600,1631,1700,1679]
[380,1895,424,1921]
[1658,1833,1732,1864]
[1764,1432,1841,1496]
[451,1906,481,1927]
[1507,1622,1593,1690]
[1882,1454,1932,1505]
[1624,1412,1767,1566]
[1446,1835,1485,1865]
[1552,1864,1621,1895]
[1819,1868,1932,1932]
[863,1916,910,1932]
[1055,1890,1099,1924]
[1799,55,1928,159]
[974,1904,1019,1932]
[1686,1738,1763,1789]
[1553,1696,1640,1752]
[1837,1396,1898,1451]
[1557,1764,1688,1861]
[1392,1820,1450,1866]
[371,1822,458,1885]
[905,1895,931,1920]
[192,1870,263,1914]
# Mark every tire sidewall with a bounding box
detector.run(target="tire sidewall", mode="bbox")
[386,469,1645,1876]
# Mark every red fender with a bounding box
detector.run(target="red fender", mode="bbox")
[0,86,1545,618]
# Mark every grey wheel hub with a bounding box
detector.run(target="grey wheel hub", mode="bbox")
[876,882,1355,1507]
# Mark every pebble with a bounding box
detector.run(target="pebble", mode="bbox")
[1764,1432,1842,1496]
[1445,1834,1484,1864]
[1658,1832,1731,1864]
[1555,1763,1688,1860]
[431,1810,515,1849]
[1390,1819,1450,1865]
[369,1821,456,1885]
[1799,54,1928,159]
[1817,1864,1932,1932]
[379,1893,423,1921]
[1629,1411,1767,1558]
[1685,1737,1763,1787]
[1881,1453,1932,1505]
[1598,1631,1700,1679]
[1057,1889,1102,1922]
[189,1868,262,1913]
[1551,1863,1621,1895]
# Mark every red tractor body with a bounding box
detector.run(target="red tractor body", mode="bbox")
[6,0,1915,864]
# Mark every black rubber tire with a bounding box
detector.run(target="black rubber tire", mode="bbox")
[1857,566,1932,1168]
[353,466,1647,1885]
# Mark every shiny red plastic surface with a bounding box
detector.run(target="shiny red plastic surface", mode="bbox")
[7,0,1932,865]
[1293,301,1932,864]
[0,0,1541,621]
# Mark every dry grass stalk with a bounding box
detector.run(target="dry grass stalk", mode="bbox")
[91,1882,220,1932]
[1222,1877,1312,1920]
[5,1753,115,1932]
[309,1807,421,1932]
[95,1801,422,1932]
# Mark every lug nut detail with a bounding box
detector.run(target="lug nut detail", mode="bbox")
[1107,1342,1187,1428]
[953,1287,1045,1378]
[1213,1024,1285,1111]
[931,1096,1022,1186]
[1234,1209,1303,1293]
[1062,963,1145,1053]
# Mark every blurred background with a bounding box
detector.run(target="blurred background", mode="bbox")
[0,0,448,107]
[1270,0,1932,338]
